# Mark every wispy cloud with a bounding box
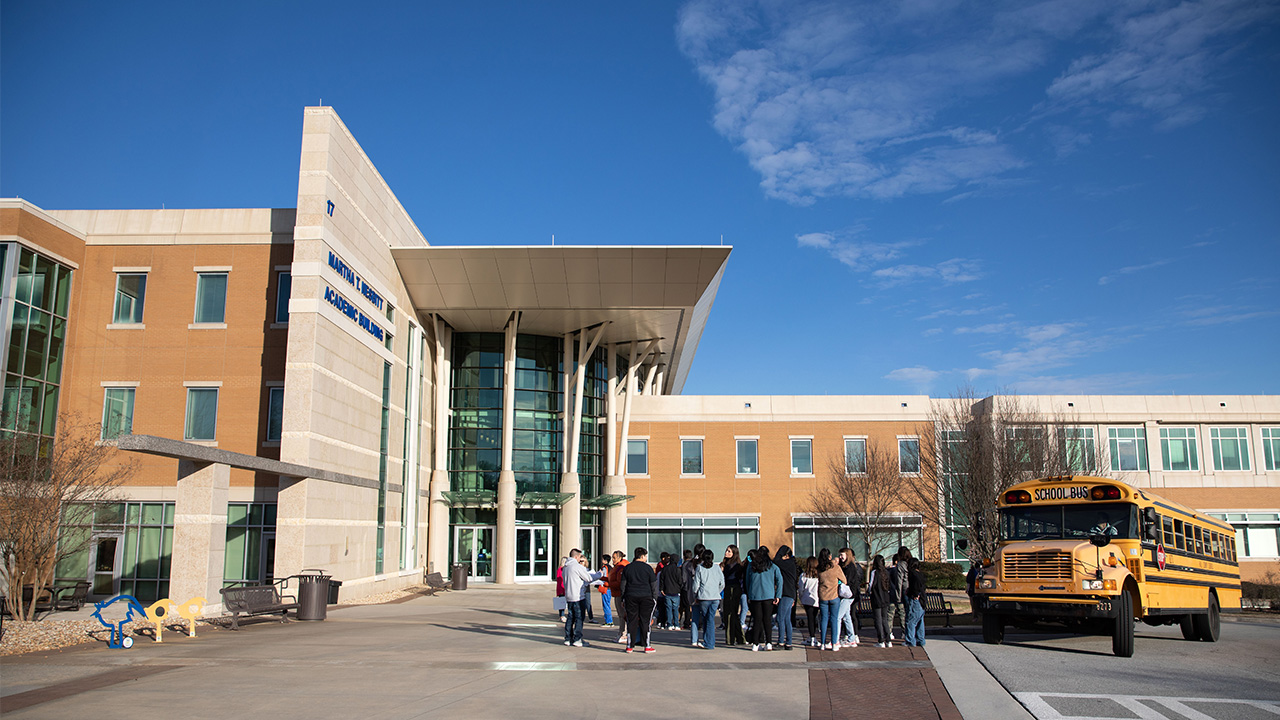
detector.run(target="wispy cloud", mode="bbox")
[797,230,982,285]
[676,0,1274,204]
[884,365,941,391]
[1098,258,1172,285]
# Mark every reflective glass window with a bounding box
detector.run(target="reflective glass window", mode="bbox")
[113,274,147,323]
[194,273,228,323]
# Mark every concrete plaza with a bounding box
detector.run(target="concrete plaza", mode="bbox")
[1,584,1021,719]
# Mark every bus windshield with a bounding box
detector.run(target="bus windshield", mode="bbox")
[1000,502,1138,541]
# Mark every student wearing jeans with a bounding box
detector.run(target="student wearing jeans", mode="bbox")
[690,549,725,649]
[903,558,927,647]
[773,545,799,650]
[816,548,845,650]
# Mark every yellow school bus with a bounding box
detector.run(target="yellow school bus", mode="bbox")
[972,475,1241,657]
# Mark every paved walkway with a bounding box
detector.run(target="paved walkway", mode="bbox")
[2,585,973,719]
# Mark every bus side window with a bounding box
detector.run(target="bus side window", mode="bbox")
[1173,519,1185,551]
[1193,526,1203,556]
[1162,516,1174,546]
[1209,532,1218,559]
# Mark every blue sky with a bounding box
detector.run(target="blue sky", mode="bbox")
[3,1,1278,397]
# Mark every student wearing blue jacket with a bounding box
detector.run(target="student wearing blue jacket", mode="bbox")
[745,545,783,651]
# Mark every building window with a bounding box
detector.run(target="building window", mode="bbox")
[3,247,72,442]
[845,438,867,474]
[1211,427,1251,471]
[184,388,218,441]
[101,388,135,440]
[1209,512,1279,559]
[223,503,277,587]
[274,271,291,324]
[1006,426,1045,472]
[266,387,284,442]
[736,439,758,475]
[1160,427,1200,472]
[1264,428,1280,471]
[113,274,146,324]
[899,437,921,474]
[626,439,648,475]
[791,514,923,562]
[54,502,175,602]
[194,273,228,323]
[681,439,703,475]
[1059,427,1096,473]
[626,516,760,560]
[1108,427,1148,471]
[791,438,813,475]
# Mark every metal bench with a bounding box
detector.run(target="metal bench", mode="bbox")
[423,571,449,595]
[923,591,955,626]
[219,583,298,630]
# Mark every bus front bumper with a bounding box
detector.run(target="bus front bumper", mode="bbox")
[976,594,1119,620]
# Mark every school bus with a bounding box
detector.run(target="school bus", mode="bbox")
[972,475,1241,657]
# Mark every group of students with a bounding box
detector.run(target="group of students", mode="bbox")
[556,543,929,652]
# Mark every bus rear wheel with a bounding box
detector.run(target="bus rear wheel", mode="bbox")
[1192,593,1220,643]
[1112,590,1134,658]
[1180,615,1198,640]
[982,613,1004,645]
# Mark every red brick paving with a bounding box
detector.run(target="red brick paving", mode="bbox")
[807,643,963,720]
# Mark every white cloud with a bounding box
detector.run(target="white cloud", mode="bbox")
[885,365,941,390]
[676,0,1272,204]
[794,230,920,272]
[1098,258,1172,285]
[873,258,982,285]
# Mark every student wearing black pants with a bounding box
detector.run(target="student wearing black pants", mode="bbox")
[620,547,660,653]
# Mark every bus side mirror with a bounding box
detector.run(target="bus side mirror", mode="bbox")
[1144,524,1160,541]
[1089,534,1111,548]
[1142,507,1159,524]
[1142,507,1160,540]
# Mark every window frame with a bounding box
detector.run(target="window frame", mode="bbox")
[101,387,136,440]
[1210,426,1251,472]
[898,436,921,475]
[274,270,291,325]
[1263,428,1280,471]
[1159,426,1200,472]
[680,437,704,476]
[735,437,759,477]
[193,272,229,325]
[843,436,867,475]
[184,387,219,441]
[112,273,147,324]
[625,438,649,477]
[790,436,814,476]
[1059,426,1097,474]
[265,386,285,443]
[1108,427,1148,472]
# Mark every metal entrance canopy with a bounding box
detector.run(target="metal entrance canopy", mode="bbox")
[390,245,730,394]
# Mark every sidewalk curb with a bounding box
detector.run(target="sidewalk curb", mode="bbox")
[928,637,1034,720]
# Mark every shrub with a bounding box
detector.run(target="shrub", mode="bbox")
[918,561,966,590]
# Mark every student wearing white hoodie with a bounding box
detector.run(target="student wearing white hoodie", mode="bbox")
[562,549,605,647]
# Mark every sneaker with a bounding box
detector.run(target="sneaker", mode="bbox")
[751,644,759,652]
[691,641,699,647]
[697,641,706,648]
[644,646,655,654]
[564,641,571,646]
[784,644,792,651]
[833,643,841,651]
[625,646,634,653]
[823,643,833,650]
[765,643,773,651]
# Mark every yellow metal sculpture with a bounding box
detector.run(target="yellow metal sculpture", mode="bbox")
[144,597,206,642]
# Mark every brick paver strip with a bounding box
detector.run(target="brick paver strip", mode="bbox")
[1,664,180,713]
[806,644,962,720]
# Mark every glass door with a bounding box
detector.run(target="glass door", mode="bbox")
[89,533,124,598]
[515,526,552,582]
[453,525,495,581]
[580,526,597,566]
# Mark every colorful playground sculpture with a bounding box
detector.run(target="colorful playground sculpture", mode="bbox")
[91,595,207,648]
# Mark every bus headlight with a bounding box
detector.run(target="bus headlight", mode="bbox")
[979,578,995,589]
[1083,580,1103,590]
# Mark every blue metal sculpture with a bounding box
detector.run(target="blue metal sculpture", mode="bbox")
[91,594,147,649]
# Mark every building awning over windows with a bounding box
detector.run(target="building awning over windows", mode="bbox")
[516,492,575,508]
[440,490,497,507]
[581,494,635,509]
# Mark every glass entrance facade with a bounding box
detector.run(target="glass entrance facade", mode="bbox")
[2,245,72,447]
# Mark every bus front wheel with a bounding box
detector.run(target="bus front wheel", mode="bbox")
[1112,590,1135,658]
[1192,593,1220,643]
[982,613,1004,644]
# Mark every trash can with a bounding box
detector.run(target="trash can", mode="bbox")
[327,579,343,605]
[295,569,331,621]
[451,563,468,591]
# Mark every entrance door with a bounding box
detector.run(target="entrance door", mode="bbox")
[515,526,552,582]
[89,533,124,598]
[453,526,495,581]
[580,526,598,566]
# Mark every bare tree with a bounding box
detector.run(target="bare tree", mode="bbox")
[0,415,135,620]
[902,387,1113,564]
[807,441,905,563]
